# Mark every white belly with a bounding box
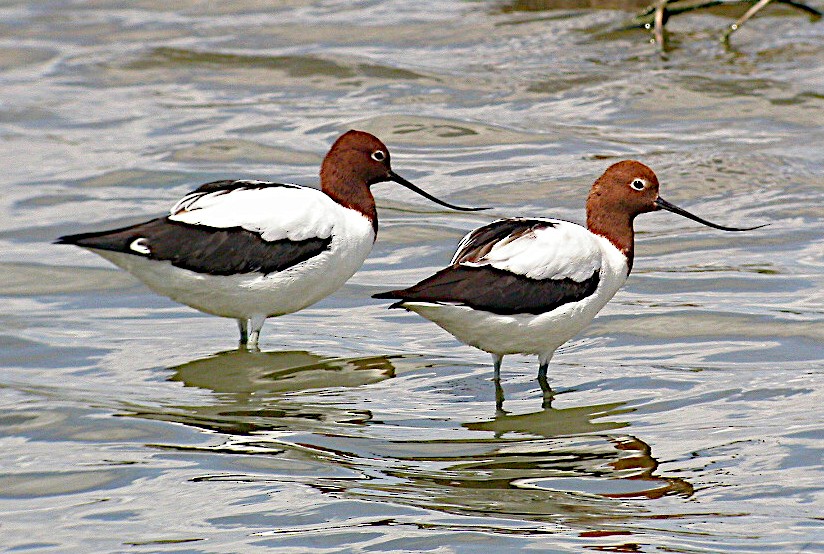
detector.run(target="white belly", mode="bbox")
[403,291,612,358]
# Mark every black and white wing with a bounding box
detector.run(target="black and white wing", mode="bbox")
[374,218,603,315]
[57,181,336,276]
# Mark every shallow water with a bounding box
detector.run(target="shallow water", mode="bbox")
[1,1,823,552]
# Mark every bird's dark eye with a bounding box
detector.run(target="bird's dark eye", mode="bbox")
[371,150,386,162]
[630,179,645,191]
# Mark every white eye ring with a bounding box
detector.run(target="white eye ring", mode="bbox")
[371,150,386,162]
[630,179,646,191]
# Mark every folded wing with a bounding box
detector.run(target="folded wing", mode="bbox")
[374,218,602,315]
[57,181,336,276]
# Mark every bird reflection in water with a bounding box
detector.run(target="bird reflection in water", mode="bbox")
[169,348,396,395]
[126,349,691,528]
[129,349,397,435]
[499,374,556,413]
[468,376,693,500]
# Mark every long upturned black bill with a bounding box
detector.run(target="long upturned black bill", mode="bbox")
[655,197,767,231]
[388,171,488,212]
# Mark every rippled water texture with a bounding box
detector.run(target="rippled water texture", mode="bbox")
[1,1,822,552]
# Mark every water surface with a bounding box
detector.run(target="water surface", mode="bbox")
[1,1,822,552]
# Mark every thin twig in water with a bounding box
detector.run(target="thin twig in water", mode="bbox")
[623,0,821,39]
[654,0,670,48]
[723,0,775,39]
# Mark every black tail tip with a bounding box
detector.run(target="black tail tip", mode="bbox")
[372,291,409,309]
[372,291,397,300]
[54,235,78,245]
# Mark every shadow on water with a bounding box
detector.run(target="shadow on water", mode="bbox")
[122,350,692,529]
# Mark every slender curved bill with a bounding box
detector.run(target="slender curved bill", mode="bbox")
[388,170,489,212]
[655,197,767,231]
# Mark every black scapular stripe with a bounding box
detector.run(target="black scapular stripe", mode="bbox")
[56,217,332,276]
[171,181,301,213]
[454,218,556,263]
[189,180,299,194]
[373,265,600,315]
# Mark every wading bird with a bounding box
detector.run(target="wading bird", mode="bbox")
[58,130,485,348]
[374,160,764,384]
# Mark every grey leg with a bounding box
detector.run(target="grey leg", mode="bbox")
[247,315,266,350]
[537,374,555,410]
[537,361,548,380]
[537,353,554,408]
[237,319,249,346]
[537,353,553,380]
[494,377,506,414]
[492,353,503,381]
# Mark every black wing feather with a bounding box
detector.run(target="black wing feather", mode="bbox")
[373,265,599,316]
[190,180,300,194]
[454,218,556,263]
[372,217,594,315]
[57,217,331,276]
[172,181,302,214]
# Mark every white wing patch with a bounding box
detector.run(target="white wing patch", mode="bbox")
[456,219,602,282]
[129,238,151,255]
[169,185,339,242]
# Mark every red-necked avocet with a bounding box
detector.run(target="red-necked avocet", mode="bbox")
[57,130,485,348]
[374,160,764,384]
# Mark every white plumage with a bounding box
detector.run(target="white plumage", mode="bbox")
[375,160,763,386]
[58,130,485,347]
[455,218,603,281]
[170,185,338,243]
[400,220,628,367]
[94,185,375,322]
